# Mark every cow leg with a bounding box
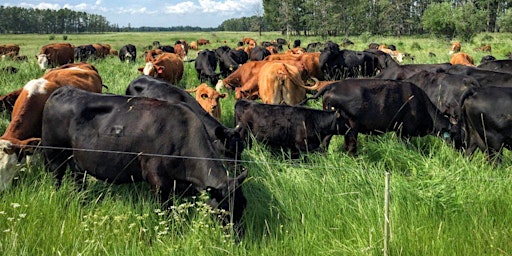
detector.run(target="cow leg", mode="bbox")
[139,157,172,208]
[344,121,358,155]
[43,149,72,188]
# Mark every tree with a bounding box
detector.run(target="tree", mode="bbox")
[422,2,456,39]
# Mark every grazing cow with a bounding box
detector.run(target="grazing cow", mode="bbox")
[197,39,210,45]
[0,44,20,56]
[125,76,245,162]
[174,40,188,59]
[119,44,137,63]
[42,86,247,233]
[264,52,323,80]
[450,52,475,66]
[74,44,97,62]
[249,46,271,61]
[319,44,379,79]
[36,43,74,69]
[449,41,461,55]
[302,79,456,155]
[186,83,226,120]
[0,63,103,191]
[189,41,198,50]
[256,62,311,105]
[292,39,301,48]
[368,43,380,49]
[91,43,110,58]
[375,61,452,80]
[406,70,480,126]
[1,66,18,74]
[0,88,22,113]
[235,99,348,156]
[144,49,164,62]
[194,49,221,85]
[474,44,492,52]
[306,42,323,52]
[138,52,184,84]
[477,59,512,74]
[459,86,512,163]
[158,45,174,53]
[446,65,512,87]
[216,47,248,78]
[480,55,497,64]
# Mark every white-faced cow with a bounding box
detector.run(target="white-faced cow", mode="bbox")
[36,43,74,69]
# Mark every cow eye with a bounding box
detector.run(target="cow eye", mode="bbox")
[201,93,208,99]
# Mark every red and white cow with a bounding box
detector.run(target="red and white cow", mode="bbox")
[36,43,74,69]
[0,63,103,191]
[138,52,184,85]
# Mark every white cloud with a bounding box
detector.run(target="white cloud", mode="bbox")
[19,2,60,10]
[164,2,200,15]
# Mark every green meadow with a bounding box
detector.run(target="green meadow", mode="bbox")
[0,32,511,255]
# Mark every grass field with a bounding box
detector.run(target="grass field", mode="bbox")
[0,31,512,255]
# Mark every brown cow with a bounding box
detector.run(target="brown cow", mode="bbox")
[173,43,187,59]
[0,89,22,113]
[0,44,20,56]
[144,49,164,62]
[138,52,184,84]
[186,83,226,120]
[474,44,492,53]
[449,41,461,55]
[36,43,74,69]
[197,39,210,45]
[256,62,314,105]
[264,52,323,80]
[450,52,475,66]
[0,63,103,191]
[189,41,198,50]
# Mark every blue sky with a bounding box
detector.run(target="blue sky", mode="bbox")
[4,0,263,28]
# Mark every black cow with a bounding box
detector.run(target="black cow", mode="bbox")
[292,39,301,48]
[216,46,248,78]
[459,86,512,163]
[479,55,497,65]
[375,62,452,80]
[446,65,512,87]
[74,44,97,62]
[125,75,244,163]
[234,99,348,156]
[319,43,378,79]
[477,59,512,74]
[194,49,221,85]
[249,46,271,61]
[306,42,323,52]
[406,70,480,125]
[42,86,247,232]
[119,44,137,63]
[158,45,174,53]
[302,79,456,154]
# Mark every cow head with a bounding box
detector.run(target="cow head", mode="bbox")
[36,54,49,69]
[0,138,40,191]
[139,62,155,76]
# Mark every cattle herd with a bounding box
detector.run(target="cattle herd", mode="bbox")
[0,38,512,236]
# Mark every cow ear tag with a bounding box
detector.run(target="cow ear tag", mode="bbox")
[443,132,450,139]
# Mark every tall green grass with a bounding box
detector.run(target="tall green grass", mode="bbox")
[0,32,511,255]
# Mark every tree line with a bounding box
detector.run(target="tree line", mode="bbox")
[218,0,512,41]
[2,1,512,42]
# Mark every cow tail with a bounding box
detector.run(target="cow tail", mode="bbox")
[297,81,332,105]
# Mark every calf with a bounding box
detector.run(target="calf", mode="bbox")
[125,76,244,162]
[235,99,348,155]
[186,83,227,120]
[139,52,184,84]
[460,86,512,163]
[450,52,475,66]
[42,86,247,233]
[119,44,137,63]
[0,63,103,191]
[303,79,456,154]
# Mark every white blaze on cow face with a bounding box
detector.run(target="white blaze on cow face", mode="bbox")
[142,62,154,75]
[125,53,132,63]
[23,78,49,97]
[0,140,24,191]
[36,54,49,69]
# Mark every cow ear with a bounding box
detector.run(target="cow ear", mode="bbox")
[137,67,144,72]
[157,67,164,74]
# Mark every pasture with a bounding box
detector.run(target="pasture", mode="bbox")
[0,31,512,255]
